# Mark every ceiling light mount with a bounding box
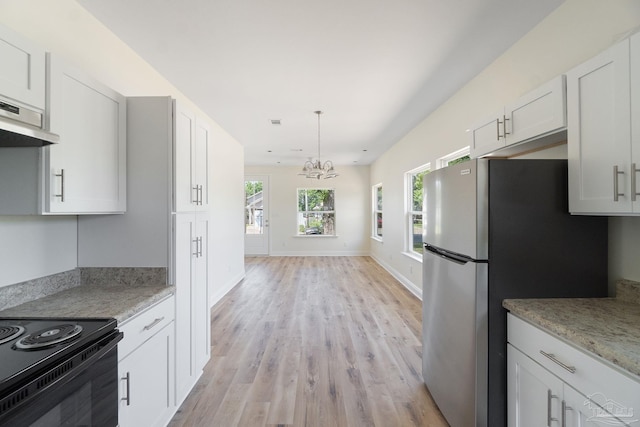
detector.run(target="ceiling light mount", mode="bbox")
[298,110,338,180]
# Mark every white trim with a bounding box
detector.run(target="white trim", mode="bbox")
[269,250,369,256]
[404,163,430,257]
[436,146,470,169]
[402,251,422,263]
[209,270,245,308]
[370,253,422,300]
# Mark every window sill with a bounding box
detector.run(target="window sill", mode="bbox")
[402,251,423,262]
[370,236,383,243]
[293,234,339,238]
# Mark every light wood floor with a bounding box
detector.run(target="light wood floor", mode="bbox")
[168,256,448,427]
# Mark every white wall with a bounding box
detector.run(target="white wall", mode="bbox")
[0,0,246,299]
[370,0,640,297]
[244,165,370,256]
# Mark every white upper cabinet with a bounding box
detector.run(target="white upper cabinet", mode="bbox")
[173,100,209,213]
[44,53,126,214]
[0,24,45,110]
[567,35,636,214]
[470,76,567,158]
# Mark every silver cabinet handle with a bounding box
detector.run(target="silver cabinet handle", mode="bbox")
[54,169,65,202]
[198,236,203,257]
[632,163,640,202]
[561,400,572,427]
[193,238,199,257]
[121,372,131,406]
[614,165,625,201]
[192,185,199,205]
[143,317,164,331]
[540,350,576,373]
[496,118,502,140]
[547,389,559,426]
[503,115,510,137]
[199,185,204,206]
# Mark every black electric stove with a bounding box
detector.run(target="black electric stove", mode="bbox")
[0,317,122,426]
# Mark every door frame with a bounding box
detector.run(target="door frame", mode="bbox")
[244,175,269,255]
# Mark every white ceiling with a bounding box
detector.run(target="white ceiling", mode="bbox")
[77,0,564,166]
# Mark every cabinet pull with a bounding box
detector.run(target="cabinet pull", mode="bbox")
[121,372,131,406]
[632,163,640,202]
[547,389,559,426]
[496,118,502,140]
[192,185,199,205]
[502,115,510,137]
[54,169,65,202]
[198,236,203,257]
[199,185,204,205]
[192,238,199,257]
[540,350,576,373]
[561,400,572,427]
[613,165,625,201]
[143,317,165,331]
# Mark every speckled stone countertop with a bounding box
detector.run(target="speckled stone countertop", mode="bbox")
[503,280,640,378]
[0,268,174,324]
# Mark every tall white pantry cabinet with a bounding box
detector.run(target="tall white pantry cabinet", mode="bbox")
[77,96,211,414]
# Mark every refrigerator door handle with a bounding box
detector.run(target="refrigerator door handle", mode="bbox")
[424,243,488,265]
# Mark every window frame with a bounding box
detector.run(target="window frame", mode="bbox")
[372,183,383,241]
[404,163,430,259]
[437,146,471,169]
[296,188,337,237]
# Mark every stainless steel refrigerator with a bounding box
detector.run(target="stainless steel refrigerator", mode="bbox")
[421,159,607,427]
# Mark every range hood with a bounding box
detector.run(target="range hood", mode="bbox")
[0,98,59,147]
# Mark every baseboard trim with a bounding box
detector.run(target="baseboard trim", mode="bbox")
[209,270,246,308]
[268,250,370,257]
[369,254,422,300]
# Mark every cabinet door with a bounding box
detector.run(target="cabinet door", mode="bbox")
[506,76,566,145]
[45,54,126,214]
[194,213,210,372]
[567,39,632,214]
[562,385,631,427]
[194,118,210,211]
[508,344,563,427]
[469,110,505,158]
[173,101,196,212]
[119,322,175,427]
[631,32,640,213]
[0,24,45,109]
[174,213,197,403]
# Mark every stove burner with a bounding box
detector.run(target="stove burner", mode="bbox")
[15,324,83,350]
[0,326,24,345]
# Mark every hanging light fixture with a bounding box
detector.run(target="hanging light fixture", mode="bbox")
[298,110,338,179]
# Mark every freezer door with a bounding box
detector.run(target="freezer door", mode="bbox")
[423,158,488,259]
[422,248,486,427]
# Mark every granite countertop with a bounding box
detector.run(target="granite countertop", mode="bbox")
[0,268,175,324]
[503,280,640,378]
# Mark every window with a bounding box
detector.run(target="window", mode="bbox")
[297,188,336,236]
[406,164,430,256]
[245,180,264,235]
[372,183,383,240]
[437,146,471,169]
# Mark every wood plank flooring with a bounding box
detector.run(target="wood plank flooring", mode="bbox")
[168,256,448,427]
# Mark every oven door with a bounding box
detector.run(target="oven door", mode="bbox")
[0,330,123,427]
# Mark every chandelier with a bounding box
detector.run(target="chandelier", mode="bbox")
[299,110,338,179]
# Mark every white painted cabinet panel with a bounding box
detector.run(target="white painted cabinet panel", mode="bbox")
[44,53,126,214]
[174,212,209,407]
[173,101,209,213]
[567,39,631,214]
[470,76,566,158]
[119,322,175,427]
[0,24,45,109]
[507,314,640,427]
[118,295,175,427]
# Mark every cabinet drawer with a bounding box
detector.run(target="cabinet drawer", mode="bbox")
[118,295,175,360]
[508,314,640,419]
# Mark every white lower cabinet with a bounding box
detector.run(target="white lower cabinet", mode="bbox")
[118,296,175,427]
[174,212,210,407]
[507,314,640,427]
